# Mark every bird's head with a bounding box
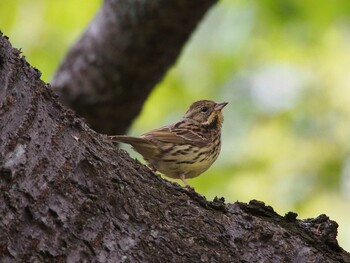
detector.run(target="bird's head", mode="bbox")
[183,100,228,129]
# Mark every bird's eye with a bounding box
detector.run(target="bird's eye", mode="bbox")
[201,106,208,113]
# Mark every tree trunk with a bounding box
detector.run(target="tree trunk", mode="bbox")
[51,0,216,135]
[1,33,349,263]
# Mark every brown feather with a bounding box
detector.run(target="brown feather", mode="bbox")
[142,124,209,147]
[109,135,160,158]
[108,100,228,186]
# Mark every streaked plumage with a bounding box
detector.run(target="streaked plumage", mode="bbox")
[109,100,227,186]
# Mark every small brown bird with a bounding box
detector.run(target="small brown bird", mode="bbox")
[109,100,228,186]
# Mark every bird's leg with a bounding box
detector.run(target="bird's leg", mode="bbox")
[180,174,190,188]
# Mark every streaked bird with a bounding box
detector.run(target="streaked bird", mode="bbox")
[109,100,228,186]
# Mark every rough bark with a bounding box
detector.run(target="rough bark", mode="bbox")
[51,0,216,135]
[1,34,350,263]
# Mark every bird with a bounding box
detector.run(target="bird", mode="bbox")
[109,100,228,187]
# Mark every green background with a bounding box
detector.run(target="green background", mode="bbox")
[2,0,350,251]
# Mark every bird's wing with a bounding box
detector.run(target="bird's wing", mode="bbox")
[142,123,208,148]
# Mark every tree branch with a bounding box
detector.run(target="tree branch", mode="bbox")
[1,33,349,262]
[51,0,217,134]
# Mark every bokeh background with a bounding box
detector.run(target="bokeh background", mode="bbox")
[1,0,350,251]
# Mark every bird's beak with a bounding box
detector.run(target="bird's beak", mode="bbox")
[214,102,228,111]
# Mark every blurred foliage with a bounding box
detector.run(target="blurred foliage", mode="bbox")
[1,0,350,251]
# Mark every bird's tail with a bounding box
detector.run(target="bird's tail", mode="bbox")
[109,135,158,157]
[109,135,147,146]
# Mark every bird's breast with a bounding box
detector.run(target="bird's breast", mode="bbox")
[149,134,221,179]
